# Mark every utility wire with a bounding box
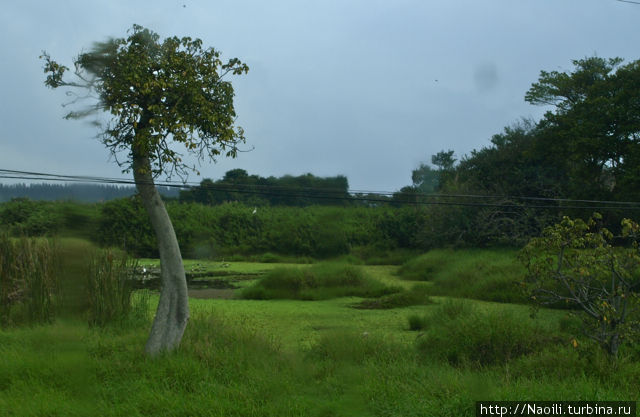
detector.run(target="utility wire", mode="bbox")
[2,167,639,205]
[5,168,639,205]
[2,168,640,211]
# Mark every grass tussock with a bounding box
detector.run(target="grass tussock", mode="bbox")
[352,284,433,309]
[240,262,400,300]
[411,299,557,367]
[0,233,60,326]
[397,249,527,303]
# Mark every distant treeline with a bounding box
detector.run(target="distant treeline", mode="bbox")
[0,170,358,206]
[0,183,179,203]
[178,169,353,206]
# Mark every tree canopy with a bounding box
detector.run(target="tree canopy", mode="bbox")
[179,170,350,206]
[42,24,249,179]
[525,57,640,201]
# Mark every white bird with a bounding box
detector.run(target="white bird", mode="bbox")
[252,207,257,214]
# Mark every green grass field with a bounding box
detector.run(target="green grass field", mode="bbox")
[1,244,639,416]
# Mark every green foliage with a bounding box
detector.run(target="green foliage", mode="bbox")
[398,249,527,303]
[524,57,640,202]
[240,263,400,300]
[95,198,421,258]
[397,57,640,248]
[416,300,555,367]
[86,249,137,327]
[0,198,62,236]
[179,170,351,207]
[521,214,640,358]
[96,196,156,257]
[42,25,249,177]
[0,234,60,326]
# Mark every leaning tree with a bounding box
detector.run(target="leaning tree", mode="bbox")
[41,24,249,355]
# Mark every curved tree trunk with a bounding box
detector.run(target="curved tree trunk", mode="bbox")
[132,152,189,356]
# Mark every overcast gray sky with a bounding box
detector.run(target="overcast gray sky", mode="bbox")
[1,0,639,191]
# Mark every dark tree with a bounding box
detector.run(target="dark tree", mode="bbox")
[526,57,640,201]
[41,25,248,355]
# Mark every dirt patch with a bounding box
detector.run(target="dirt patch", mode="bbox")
[188,288,236,299]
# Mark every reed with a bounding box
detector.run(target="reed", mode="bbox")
[86,249,137,327]
[0,233,59,326]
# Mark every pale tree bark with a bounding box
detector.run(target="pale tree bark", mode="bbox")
[132,151,189,356]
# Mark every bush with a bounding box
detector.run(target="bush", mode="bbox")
[97,196,156,257]
[0,234,60,326]
[521,214,640,358]
[240,262,400,300]
[0,198,62,236]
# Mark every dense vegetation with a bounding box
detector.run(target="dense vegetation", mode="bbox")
[1,244,639,416]
[0,197,428,259]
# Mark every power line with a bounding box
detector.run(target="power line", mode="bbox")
[2,168,640,211]
[2,167,639,205]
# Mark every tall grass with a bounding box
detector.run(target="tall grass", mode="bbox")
[397,249,527,303]
[240,262,400,300]
[86,249,138,327]
[1,300,639,416]
[411,299,559,367]
[0,233,59,326]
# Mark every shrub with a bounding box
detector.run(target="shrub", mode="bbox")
[97,196,156,257]
[521,214,640,358]
[240,262,400,300]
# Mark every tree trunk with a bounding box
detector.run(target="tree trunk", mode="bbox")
[132,152,189,356]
